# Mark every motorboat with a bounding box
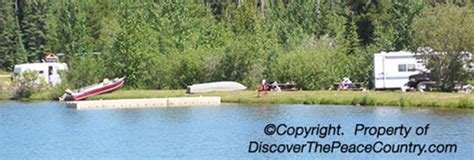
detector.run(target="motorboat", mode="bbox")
[61,77,125,101]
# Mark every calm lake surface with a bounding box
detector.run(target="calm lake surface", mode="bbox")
[0,102,472,159]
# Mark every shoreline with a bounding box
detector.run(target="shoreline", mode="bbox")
[91,90,473,109]
[0,90,472,109]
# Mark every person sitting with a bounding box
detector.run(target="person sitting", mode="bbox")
[271,81,281,92]
[338,77,352,90]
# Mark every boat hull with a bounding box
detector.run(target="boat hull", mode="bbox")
[66,77,125,101]
[187,81,247,93]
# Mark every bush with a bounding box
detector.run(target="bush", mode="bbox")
[267,37,369,90]
[63,55,108,89]
[12,70,47,99]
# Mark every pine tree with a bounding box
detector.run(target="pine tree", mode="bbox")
[82,0,107,51]
[342,19,361,55]
[20,0,49,62]
[0,0,27,71]
[54,1,91,60]
[370,0,423,52]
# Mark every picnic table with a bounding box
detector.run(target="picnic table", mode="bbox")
[263,83,298,91]
[278,83,297,91]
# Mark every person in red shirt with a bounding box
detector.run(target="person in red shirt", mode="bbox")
[257,79,268,97]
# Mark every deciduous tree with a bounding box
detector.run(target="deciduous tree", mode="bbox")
[412,4,474,91]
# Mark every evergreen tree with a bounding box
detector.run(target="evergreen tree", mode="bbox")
[82,0,109,52]
[0,0,27,71]
[54,1,92,60]
[370,0,423,52]
[20,0,49,62]
[342,19,361,55]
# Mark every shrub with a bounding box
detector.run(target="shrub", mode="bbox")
[12,70,47,99]
[63,55,108,89]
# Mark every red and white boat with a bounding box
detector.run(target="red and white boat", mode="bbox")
[62,77,125,101]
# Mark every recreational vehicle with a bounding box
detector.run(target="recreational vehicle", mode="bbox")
[13,63,68,86]
[373,51,426,89]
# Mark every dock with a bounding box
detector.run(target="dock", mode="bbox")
[65,96,221,110]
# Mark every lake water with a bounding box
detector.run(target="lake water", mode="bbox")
[0,102,472,159]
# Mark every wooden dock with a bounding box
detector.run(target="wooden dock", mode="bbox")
[65,96,221,110]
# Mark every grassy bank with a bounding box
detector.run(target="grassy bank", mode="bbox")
[1,86,472,108]
[0,74,11,101]
[90,90,474,109]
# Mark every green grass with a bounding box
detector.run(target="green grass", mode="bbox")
[0,69,9,75]
[90,90,474,109]
[2,86,473,108]
[0,92,10,101]
[0,73,11,100]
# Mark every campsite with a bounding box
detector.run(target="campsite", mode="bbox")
[0,1,473,159]
[0,1,473,107]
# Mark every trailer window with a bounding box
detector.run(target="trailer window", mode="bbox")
[407,64,416,72]
[398,64,407,72]
[38,71,44,74]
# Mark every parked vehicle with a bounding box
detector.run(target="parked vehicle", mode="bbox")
[12,53,68,86]
[13,63,68,86]
[407,73,473,92]
[373,51,427,89]
[406,73,436,91]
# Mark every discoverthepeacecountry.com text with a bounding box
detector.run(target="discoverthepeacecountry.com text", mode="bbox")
[248,123,457,156]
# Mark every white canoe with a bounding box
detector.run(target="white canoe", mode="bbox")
[187,81,247,93]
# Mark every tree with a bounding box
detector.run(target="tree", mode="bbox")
[370,0,424,52]
[108,1,153,88]
[53,1,93,60]
[342,19,361,55]
[19,0,49,62]
[412,4,474,91]
[0,0,27,71]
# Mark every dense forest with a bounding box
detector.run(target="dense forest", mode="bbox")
[0,0,473,90]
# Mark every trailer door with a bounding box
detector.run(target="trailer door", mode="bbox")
[374,54,385,89]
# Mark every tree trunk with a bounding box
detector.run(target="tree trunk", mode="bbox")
[316,0,321,19]
[15,0,23,32]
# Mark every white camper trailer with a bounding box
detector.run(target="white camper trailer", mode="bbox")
[13,63,68,86]
[373,51,426,89]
